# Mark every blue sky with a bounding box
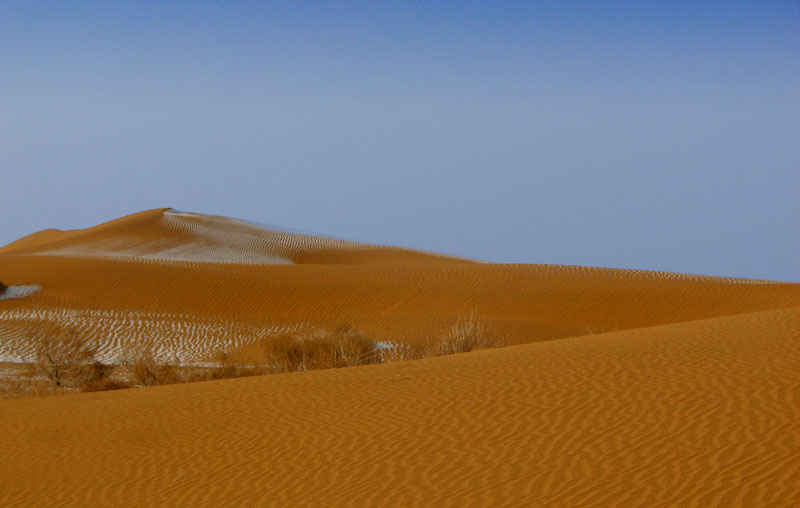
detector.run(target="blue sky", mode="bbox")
[1,1,798,281]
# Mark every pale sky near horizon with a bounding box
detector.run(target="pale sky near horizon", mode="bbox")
[1,1,798,281]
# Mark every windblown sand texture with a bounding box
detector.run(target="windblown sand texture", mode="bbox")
[0,208,797,363]
[1,209,799,506]
[0,308,798,507]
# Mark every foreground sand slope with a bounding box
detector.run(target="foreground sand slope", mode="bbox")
[1,209,798,362]
[1,307,797,507]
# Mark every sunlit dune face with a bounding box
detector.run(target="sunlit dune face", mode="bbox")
[1,307,798,506]
[1,208,469,266]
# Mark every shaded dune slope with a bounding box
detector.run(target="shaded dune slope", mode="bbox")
[1,307,798,507]
[1,209,798,362]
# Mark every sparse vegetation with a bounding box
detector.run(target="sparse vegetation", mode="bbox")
[252,325,379,373]
[81,363,129,392]
[207,351,263,380]
[377,341,416,363]
[30,324,108,389]
[424,312,504,357]
[122,348,180,387]
[6,315,507,398]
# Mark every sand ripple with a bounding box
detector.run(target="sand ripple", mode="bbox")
[1,308,797,507]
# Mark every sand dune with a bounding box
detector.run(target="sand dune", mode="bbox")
[0,208,467,265]
[1,307,797,507]
[1,209,797,363]
[1,209,799,506]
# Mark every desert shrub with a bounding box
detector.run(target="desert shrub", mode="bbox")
[31,325,104,388]
[207,351,263,380]
[123,349,180,387]
[324,325,380,367]
[424,313,504,357]
[74,361,113,388]
[78,361,132,392]
[82,375,130,393]
[209,351,241,379]
[258,334,302,373]
[252,326,379,373]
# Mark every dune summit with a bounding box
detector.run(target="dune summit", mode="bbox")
[0,208,798,506]
[0,208,466,266]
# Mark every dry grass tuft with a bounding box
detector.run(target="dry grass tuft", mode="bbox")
[252,325,379,373]
[424,312,504,357]
[207,352,263,380]
[82,368,130,392]
[122,349,181,387]
[377,342,419,363]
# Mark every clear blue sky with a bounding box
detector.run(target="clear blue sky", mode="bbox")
[1,1,798,281]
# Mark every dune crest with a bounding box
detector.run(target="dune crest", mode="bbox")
[0,208,468,265]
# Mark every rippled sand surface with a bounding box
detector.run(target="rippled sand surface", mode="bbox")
[1,209,798,506]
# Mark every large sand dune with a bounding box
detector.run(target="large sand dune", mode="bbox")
[1,209,797,363]
[1,307,797,507]
[1,209,798,506]
[0,208,467,265]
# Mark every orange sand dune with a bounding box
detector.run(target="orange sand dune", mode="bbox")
[0,208,469,265]
[1,307,797,507]
[1,209,798,362]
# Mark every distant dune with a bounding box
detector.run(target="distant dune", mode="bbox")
[0,209,798,506]
[0,208,468,265]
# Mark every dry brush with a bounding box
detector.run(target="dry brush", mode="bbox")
[13,314,504,396]
[29,324,116,391]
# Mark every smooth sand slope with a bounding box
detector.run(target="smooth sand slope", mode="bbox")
[1,209,798,363]
[1,307,798,507]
